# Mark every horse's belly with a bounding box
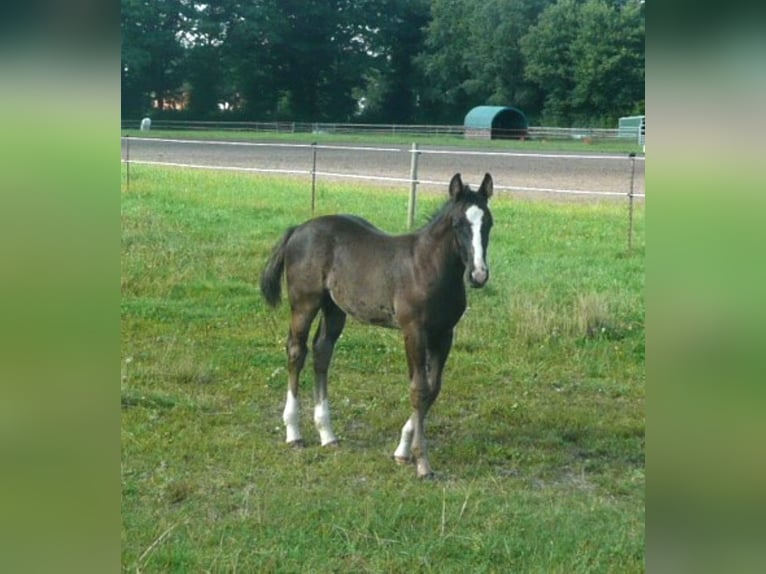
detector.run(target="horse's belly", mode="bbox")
[328,286,399,329]
[356,307,399,329]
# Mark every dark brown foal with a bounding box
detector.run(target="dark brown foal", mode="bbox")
[260,173,494,477]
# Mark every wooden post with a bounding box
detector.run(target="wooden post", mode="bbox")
[407,143,419,229]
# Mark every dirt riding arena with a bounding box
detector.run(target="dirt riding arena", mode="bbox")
[123,137,645,202]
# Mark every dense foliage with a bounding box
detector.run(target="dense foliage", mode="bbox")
[121,0,644,126]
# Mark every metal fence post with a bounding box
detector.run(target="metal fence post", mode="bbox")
[125,135,130,190]
[311,142,318,216]
[407,142,419,229]
[627,152,636,252]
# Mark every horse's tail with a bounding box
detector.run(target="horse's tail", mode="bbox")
[260,227,296,308]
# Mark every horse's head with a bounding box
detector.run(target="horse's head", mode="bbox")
[448,173,494,288]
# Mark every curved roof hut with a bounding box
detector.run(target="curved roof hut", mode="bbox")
[464,106,528,140]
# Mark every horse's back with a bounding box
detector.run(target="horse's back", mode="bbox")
[311,214,388,236]
[289,214,400,250]
[284,215,408,326]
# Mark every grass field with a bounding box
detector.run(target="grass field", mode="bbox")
[120,128,644,155]
[121,165,644,572]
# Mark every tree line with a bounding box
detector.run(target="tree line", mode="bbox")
[121,0,644,127]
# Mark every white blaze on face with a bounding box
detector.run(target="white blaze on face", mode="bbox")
[283,390,301,443]
[465,205,487,283]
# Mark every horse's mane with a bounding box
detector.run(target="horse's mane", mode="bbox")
[422,186,483,230]
[425,199,453,226]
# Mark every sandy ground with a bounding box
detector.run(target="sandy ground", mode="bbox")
[123,137,645,203]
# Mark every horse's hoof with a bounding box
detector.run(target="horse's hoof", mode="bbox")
[418,471,436,480]
[416,461,434,478]
[323,439,340,448]
[287,439,304,449]
[394,455,412,465]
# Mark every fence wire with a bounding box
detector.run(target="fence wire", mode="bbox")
[121,136,644,248]
[121,136,644,198]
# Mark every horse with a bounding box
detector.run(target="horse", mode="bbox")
[260,173,494,478]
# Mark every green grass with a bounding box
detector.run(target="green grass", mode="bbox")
[120,128,644,155]
[121,165,644,572]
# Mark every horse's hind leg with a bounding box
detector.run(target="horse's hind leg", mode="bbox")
[283,302,320,446]
[312,298,346,446]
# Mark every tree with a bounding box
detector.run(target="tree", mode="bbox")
[217,0,376,121]
[276,0,376,121]
[519,0,581,125]
[470,0,549,119]
[181,2,231,117]
[570,0,644,125]
[121,0,187,115]
[120,0,644,125]
[416,0,551,124]
[357,0,430,123]
[416,0,477,123]
[521,0,645,125]
[218,0,285,119]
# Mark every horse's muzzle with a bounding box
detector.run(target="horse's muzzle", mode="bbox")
[469,267,489,288]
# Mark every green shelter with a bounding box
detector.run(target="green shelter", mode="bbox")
[464,106,528,140]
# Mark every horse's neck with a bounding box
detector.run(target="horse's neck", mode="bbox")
[414,216,463,274]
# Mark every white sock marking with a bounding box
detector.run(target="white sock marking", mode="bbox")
[283,390,301,443]
[314,399,338,445]
[394,418,414,459]
[465,205,487,281]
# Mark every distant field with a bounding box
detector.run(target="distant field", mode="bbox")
[121,165,644,572]
[120,128,645,155]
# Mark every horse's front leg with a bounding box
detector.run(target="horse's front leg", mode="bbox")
[396,327,432,478]
[394,328,454,476]
[425,328,454,410]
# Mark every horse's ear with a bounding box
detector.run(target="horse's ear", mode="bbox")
[479,173,493,199]
[449,173,464,200]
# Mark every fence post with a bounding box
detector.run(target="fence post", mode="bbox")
[407,143,420,229]
[627,152,636,252]
[311,142,318,216]
[125,135,130,191]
